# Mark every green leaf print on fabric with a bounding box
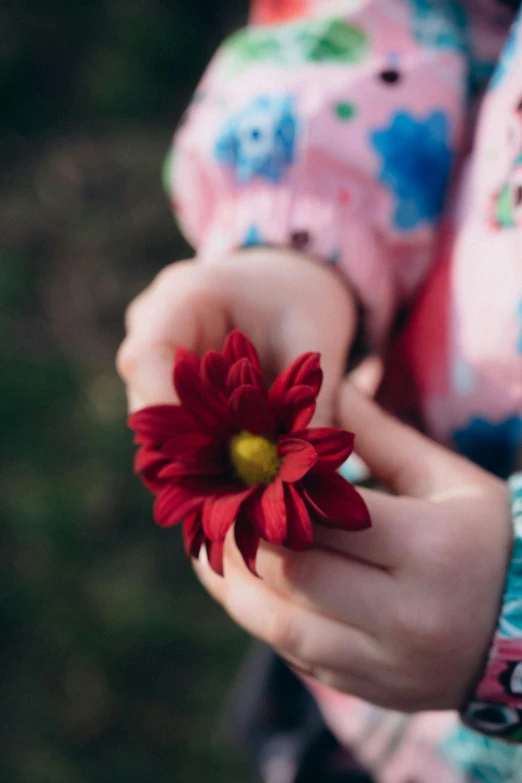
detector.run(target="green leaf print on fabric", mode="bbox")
[491,153,522,229]
[495,183,516,228]
[223,18,369,70]
[335,101,357,120]
[304,19,368,62]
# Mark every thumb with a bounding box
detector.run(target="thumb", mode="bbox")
[336,380,480,498]
[117,338,180,412]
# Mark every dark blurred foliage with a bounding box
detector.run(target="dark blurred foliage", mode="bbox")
[0,1,258,781]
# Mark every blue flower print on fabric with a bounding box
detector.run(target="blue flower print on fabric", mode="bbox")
[452,416,522,479]
[242,225,263,248]
[371,111,453,230]
[490,7,522,90]
[215,95,299,184]
[399,0,467,53]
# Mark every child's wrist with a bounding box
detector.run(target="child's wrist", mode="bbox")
[226,246,359,316]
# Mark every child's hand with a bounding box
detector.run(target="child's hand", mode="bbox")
[117,248,356,426]
[194,382,513,713]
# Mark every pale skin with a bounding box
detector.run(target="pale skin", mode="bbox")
[118,248,357,424]
[117,247,512,715]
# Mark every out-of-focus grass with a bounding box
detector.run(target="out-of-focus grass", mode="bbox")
[1,2,255,780]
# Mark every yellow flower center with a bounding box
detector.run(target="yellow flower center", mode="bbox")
[229,430,281,486]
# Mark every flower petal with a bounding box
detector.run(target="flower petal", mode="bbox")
[292,428,354,473]
[134,445,167,474]
[270,352,322,403]
[174,355,225,433]
[201,350,230,406]
[128,405,196,445]
[182,511,204,558]
[159,459,225,479]
[234,517,260,575]
[278,437,317,482]
[153,484,203,528]
[250,479,287,544]
[302,473,371,530]
[229,385,275,437]
[284,484,314,550]
[206,539,225,576]
[174,345,200,375]
[223,330,262,374]
[202,485,257,541]
[227,357,266,396]
[273,386,316,433]
[158,433,226,478]
[134,448,171,493]
[160,432,224,469]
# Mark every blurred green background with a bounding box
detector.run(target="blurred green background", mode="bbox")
[1,2,257,781]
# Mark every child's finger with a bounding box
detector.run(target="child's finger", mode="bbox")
[284,306,356,429]
[193,538,384,684]
[266,257,356,428]
[313,490,419,568]
[117,339,180,411]
[116,261,228,411]
[336,380,480,498]
[254,539,396,635]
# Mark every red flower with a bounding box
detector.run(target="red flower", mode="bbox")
[129,330,370,576]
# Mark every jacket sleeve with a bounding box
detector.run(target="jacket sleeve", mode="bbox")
[165,0,467,348]
[460,473,522,742]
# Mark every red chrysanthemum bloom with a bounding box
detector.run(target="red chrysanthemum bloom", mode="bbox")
[129,330,370,576]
